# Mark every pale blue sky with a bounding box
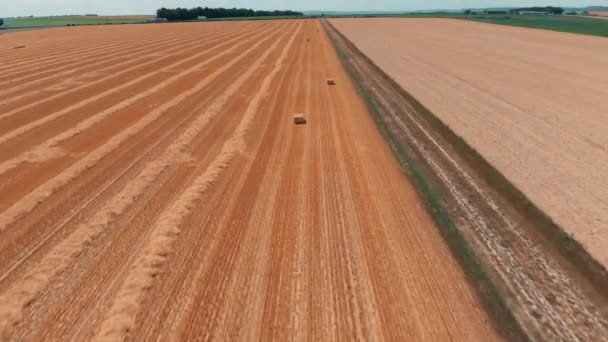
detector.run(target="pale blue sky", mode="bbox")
[2,0,605,17]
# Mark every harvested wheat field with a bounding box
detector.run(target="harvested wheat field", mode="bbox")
[0,20,498,340]
[331,18,608,269]
[589,11,608,17]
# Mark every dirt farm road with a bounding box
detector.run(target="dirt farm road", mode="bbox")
[0,20,497,340]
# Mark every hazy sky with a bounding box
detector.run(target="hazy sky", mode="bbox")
[2,0,605,17]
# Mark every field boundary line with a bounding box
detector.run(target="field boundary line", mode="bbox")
[94,21,302,341]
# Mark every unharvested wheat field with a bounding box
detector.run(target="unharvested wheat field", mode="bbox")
[331,18,608,269]
[0,20,497,340]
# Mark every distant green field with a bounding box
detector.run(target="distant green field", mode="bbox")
[338,13,608,37]
[2,17,149,29]
[327,12,608,37]
[466,14,608,37]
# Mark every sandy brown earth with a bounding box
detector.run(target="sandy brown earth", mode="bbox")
[330,18,608,270]
[589,11,608,17]
[0,20,498,340]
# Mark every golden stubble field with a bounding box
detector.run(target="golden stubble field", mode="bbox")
[331,17,608,269]
[0,20,497,340]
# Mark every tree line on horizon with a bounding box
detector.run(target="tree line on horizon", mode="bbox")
[511,6,565,14]
[464,6,565,15]
[156,7,303,21]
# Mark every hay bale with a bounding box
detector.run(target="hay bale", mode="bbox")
[326,79,336,85]
[294,113,307,125]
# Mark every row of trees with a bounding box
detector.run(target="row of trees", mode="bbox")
[464,6,565,15]
[0,19,4,27]
[511,6,565,14]
[156,7,303,21]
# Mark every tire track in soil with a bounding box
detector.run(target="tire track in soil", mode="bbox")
[325,68,464,340]
[314,53,372,340]
[0,21,292,341]
[312,27,388,340]
[93,21,301,341]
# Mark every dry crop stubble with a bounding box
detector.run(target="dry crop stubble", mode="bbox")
[0,19,498,340]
